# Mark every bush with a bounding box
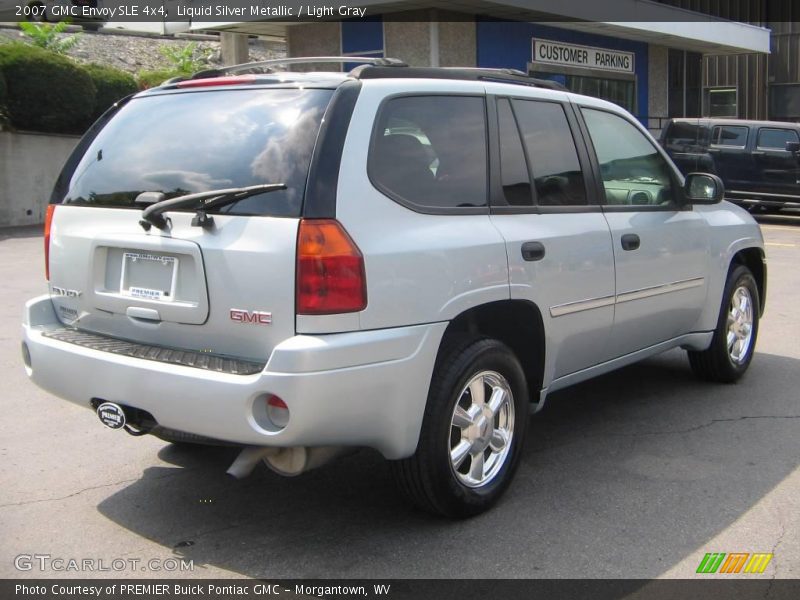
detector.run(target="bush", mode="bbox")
[0,43,95,134]
[136,68,183,90]
[83,63,138,125]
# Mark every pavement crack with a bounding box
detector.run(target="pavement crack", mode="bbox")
[611,415,800,438]
[0,468,189,509]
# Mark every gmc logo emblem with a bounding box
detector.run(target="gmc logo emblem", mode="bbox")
[230,309,272,325]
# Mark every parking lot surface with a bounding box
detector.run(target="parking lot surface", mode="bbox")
[0,219,798,579]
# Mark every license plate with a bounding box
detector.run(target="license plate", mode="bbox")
[120,252,178,301]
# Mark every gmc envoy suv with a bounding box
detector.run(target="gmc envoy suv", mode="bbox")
[22,57,766,517]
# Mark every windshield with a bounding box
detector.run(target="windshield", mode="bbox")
[61,88,333,217]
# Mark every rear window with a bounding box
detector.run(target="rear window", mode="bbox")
[60,88,333,217]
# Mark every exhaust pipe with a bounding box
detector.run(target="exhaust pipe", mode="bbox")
[226,446,279,479]
[264,446,349,477]
[227,446,349,478]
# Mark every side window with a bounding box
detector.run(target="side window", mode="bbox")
[513,100,588,206]
[369,96,487,210]
[496,98,532,206]
[582,108,675,207]
[757,128,799,150]
[663,122,710,152]
[711,125,748,148]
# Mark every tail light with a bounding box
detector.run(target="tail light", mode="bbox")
[296,219,367,315]
[44,204,56,281]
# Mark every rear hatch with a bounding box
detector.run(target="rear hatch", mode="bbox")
[47,84,334,361]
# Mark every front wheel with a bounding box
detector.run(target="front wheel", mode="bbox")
[392,337,530,518]
[688,264,760,382]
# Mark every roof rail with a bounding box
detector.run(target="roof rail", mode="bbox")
[190,56,406,80]
[352,66,567,90]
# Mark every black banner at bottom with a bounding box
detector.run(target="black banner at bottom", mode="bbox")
[4,579,800,600]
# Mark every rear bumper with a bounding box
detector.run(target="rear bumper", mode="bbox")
[22,295,446,459]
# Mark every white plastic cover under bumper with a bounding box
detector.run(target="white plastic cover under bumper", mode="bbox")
[22,295,446,459]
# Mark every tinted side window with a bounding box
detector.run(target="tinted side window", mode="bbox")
[582,108,674,207]
[497,98,532,206]
[757,128,799,150]
[663,122,710,152]
[513,100,587,206]
[711,125,748,147]
[369,96,487,210]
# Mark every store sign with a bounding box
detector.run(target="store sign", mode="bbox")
[532,39,635,74]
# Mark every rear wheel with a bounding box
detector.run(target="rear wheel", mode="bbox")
[392,337,529,518]
[688,264,759,382]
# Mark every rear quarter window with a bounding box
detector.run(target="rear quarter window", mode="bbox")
[368,95,488,212]
[663,122,710,152]
[60,88,333,217]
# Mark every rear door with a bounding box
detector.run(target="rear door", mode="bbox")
[752,126,800,197]
[578,105,710,357]
[487,92,615,379]
[48,86,333,361]
[708,123,753,193]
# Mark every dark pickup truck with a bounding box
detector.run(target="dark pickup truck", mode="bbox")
[662,118,800,211]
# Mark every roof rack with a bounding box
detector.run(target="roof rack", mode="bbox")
[190,56,407,80]
[179,57,566,92]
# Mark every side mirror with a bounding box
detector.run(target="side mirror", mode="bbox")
[684,172,724,205]
[786,141,800,153]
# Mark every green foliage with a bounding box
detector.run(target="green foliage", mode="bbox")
[158,41,212,75]
[136,68,183,90]
[83,63,137,124]
[18,21,82,55]
[0,43,95,134]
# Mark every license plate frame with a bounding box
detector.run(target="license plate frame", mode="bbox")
[119,252,178,301]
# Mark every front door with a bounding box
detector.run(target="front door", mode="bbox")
[579,106,710,358]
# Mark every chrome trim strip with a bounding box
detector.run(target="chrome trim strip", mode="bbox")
[615,277,705,304]
[549,295,615,318]
[549,277,705,317]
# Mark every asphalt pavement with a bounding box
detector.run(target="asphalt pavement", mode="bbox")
[0,219,798,580]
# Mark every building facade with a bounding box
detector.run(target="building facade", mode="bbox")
[201,0,778,133]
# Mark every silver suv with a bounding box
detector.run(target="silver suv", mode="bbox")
[22,57,766,517]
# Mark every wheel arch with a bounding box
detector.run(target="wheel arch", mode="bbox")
[730,246,766,316]
[440,300,546,405]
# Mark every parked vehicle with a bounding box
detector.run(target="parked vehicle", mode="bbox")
[662,117,800,211]
[22,57,766,517]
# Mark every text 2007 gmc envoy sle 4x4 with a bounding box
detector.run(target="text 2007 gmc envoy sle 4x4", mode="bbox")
[22,57,766,517]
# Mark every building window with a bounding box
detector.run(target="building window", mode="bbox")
[707,88,738,117]
[565,75,635,115]
[668,49,702,118]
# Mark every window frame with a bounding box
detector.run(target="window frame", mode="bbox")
[576,104,689,213]
[488,95,601,215]
[367,92,490,216]
[755,127,800,151]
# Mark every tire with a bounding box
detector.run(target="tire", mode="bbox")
[392,336,530,518]
[688,264,760,383]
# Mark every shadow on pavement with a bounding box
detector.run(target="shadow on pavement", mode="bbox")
[96,349,800,578]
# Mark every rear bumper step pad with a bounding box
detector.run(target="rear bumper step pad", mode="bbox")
[42,328,265,376]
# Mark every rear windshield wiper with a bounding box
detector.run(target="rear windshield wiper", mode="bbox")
[137,183,287,231]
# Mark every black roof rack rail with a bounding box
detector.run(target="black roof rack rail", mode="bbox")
[190,56,407,80]
[351,66,567,90]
